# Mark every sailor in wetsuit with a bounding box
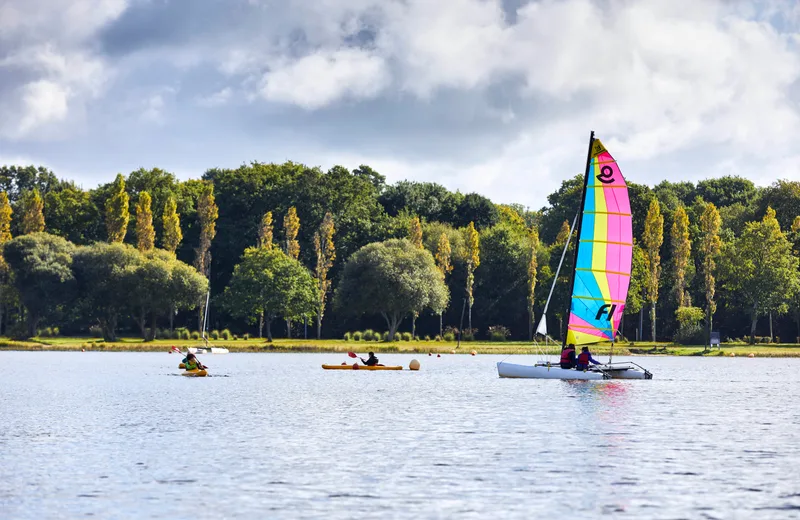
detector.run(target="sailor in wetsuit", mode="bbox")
[360,352,379,366]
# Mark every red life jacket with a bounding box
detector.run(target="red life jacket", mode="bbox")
[577,351,590,365]
[560,348,575,364]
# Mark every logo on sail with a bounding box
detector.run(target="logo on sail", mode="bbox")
[596,165,614,184]
[595,303,617,321]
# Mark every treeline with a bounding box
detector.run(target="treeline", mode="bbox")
[0,164,799,344]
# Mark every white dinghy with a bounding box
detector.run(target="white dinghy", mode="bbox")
[189,291,229,355]
[497,132,652,381]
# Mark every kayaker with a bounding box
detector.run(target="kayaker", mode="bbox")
[559,344,576,369]
[360,352,379,366]
[183,352,206,371]
[575,346,602,371]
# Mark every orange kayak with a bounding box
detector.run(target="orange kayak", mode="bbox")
[322,364,402,371]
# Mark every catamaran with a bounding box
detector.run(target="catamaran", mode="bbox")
[188,291,229,355]
[497,131,652,380]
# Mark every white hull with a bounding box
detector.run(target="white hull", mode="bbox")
[497,361,653,380]
[209,347,229,354]
[497,362,605,380]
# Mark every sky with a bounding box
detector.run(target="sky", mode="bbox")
[1,0,799,209]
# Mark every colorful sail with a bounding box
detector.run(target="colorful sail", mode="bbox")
[566,138,632,345]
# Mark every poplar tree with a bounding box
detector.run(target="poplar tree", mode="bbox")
[435,232,453,337]
[313,212,335,339]
[283,206,300,337]
[554,220,571,247]
[527,227,539,340]
[194,183,218,331]
[643,198,664,341]
[258,211,274,250]
[162,196,182,254]
[284,207,300,260]
[408,216,423,249]
[699,202,721,346]
[465,221,480,332]
[21,189,45,234]
[135,191,155,252]
[407,216,424,337]
[0,192,12,334]
[670,205,691,307]
[105,174,129,243]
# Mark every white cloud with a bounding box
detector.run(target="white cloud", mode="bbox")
[17,81,70,136]
[197,87,233,107]
[260,48,389,109]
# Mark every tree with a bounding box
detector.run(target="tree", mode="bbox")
[3,233,76,337]
[698,202,722,346]
[194,182,217,330]
[223,247,316,341]
[435,231,453,336]
[335,239,448,341]
[0,192,12,333]
[284,206,300,260]
[283,206,301,337]
[671,205,691,307]
[625,244,648,341]
[527,227,539,340]
[721,207,799,344]
[313,212,335,339]
[162,195,182,254]
[643,198,664,341]
[554,220,571,247]
[135,191,155,252]
[73,242,141,341]
[407,215,423,336]
[408,216,423,248]
[20,189,45,234]
[258,211,274,250]
[465,221,480,331]
[105,174,129,243]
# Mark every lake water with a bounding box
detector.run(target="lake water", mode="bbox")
[2,352,800,519]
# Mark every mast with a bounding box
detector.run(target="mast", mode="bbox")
[562,130,595,347]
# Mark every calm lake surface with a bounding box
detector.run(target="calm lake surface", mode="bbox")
[2,352,800,519]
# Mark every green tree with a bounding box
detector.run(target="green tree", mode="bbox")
[699,202,722,345]
[0,192,12,333]
[162,195,182,254]
[643,197,664,341]
[223,247,316,341]
[135,191,155,252]
[73,242,141,341]
[313,212,335,339]
[3,233,76,337]
[44,183,101,244]
[105,174,129,243]
[335,239,448,341]
[20,189,45,234]
[465,221,480,331]
[671,205,691,307]
[721,207,800,344]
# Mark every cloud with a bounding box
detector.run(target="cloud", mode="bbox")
[260,48,390,109]
[1,0,799,208]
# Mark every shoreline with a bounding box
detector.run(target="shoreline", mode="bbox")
[3,338,800,357]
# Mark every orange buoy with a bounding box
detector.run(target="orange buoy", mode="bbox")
[409,359,420,370]
[730,353,736,357]
[450,350,456,354]
[470,350,477,356]
[748,353,755,358]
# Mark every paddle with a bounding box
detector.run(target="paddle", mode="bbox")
[347,352,358,358]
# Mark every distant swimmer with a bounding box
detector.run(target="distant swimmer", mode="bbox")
[360,352,379,366]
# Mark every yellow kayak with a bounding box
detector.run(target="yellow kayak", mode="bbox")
[322,364,402,371]
[181,369,208,377]
[178,363,186,369]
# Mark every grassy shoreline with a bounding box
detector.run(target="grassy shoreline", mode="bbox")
[3,337,800,357]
